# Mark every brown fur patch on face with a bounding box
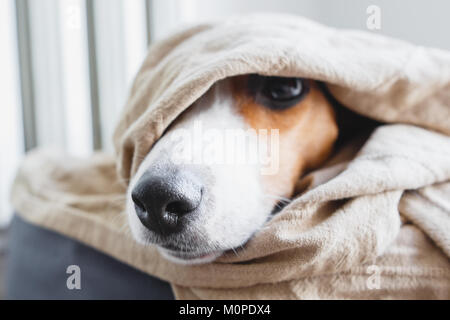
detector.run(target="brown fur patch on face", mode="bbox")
[231,75,338,198]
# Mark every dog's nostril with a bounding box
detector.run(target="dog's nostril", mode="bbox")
[131,168,203,235]
[166,198,199,216]
[131,193,145,212]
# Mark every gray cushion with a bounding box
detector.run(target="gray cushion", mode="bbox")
[6,215,174,300]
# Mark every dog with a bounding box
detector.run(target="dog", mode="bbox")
[126,74,339,264]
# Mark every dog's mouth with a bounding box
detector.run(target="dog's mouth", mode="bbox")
[157,233,256,264]
[158,247,224,264]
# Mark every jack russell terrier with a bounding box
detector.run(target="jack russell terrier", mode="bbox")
[126,75,339,264]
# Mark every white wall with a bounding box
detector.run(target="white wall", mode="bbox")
[151,0,450,50]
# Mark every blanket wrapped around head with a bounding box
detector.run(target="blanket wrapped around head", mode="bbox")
[11,14,450,299]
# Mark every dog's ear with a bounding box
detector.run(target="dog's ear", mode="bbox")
[316,82,381,148]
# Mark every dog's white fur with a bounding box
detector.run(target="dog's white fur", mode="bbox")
[126,80,276,264]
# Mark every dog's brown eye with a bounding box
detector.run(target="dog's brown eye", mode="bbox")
[248,75,309,111]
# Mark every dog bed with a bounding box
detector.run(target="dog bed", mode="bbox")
[11,13,450,299]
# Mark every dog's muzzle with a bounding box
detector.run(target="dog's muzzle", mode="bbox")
[131,165,203,236]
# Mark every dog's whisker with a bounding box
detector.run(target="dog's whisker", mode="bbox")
[263,193,291,202]
[230,247,239,257]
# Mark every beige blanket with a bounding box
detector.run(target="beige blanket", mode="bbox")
[11,14,450,299]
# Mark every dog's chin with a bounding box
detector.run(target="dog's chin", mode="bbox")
[158,247,223,265]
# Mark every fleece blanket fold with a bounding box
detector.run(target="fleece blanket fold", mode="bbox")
[11,14,450,299]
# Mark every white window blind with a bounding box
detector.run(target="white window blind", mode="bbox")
[58,0,93,156]
[88,0,148,150]
[0,0,151,226]
[0,0,23,227]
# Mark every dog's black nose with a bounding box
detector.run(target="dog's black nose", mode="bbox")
[131,167,203,235]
